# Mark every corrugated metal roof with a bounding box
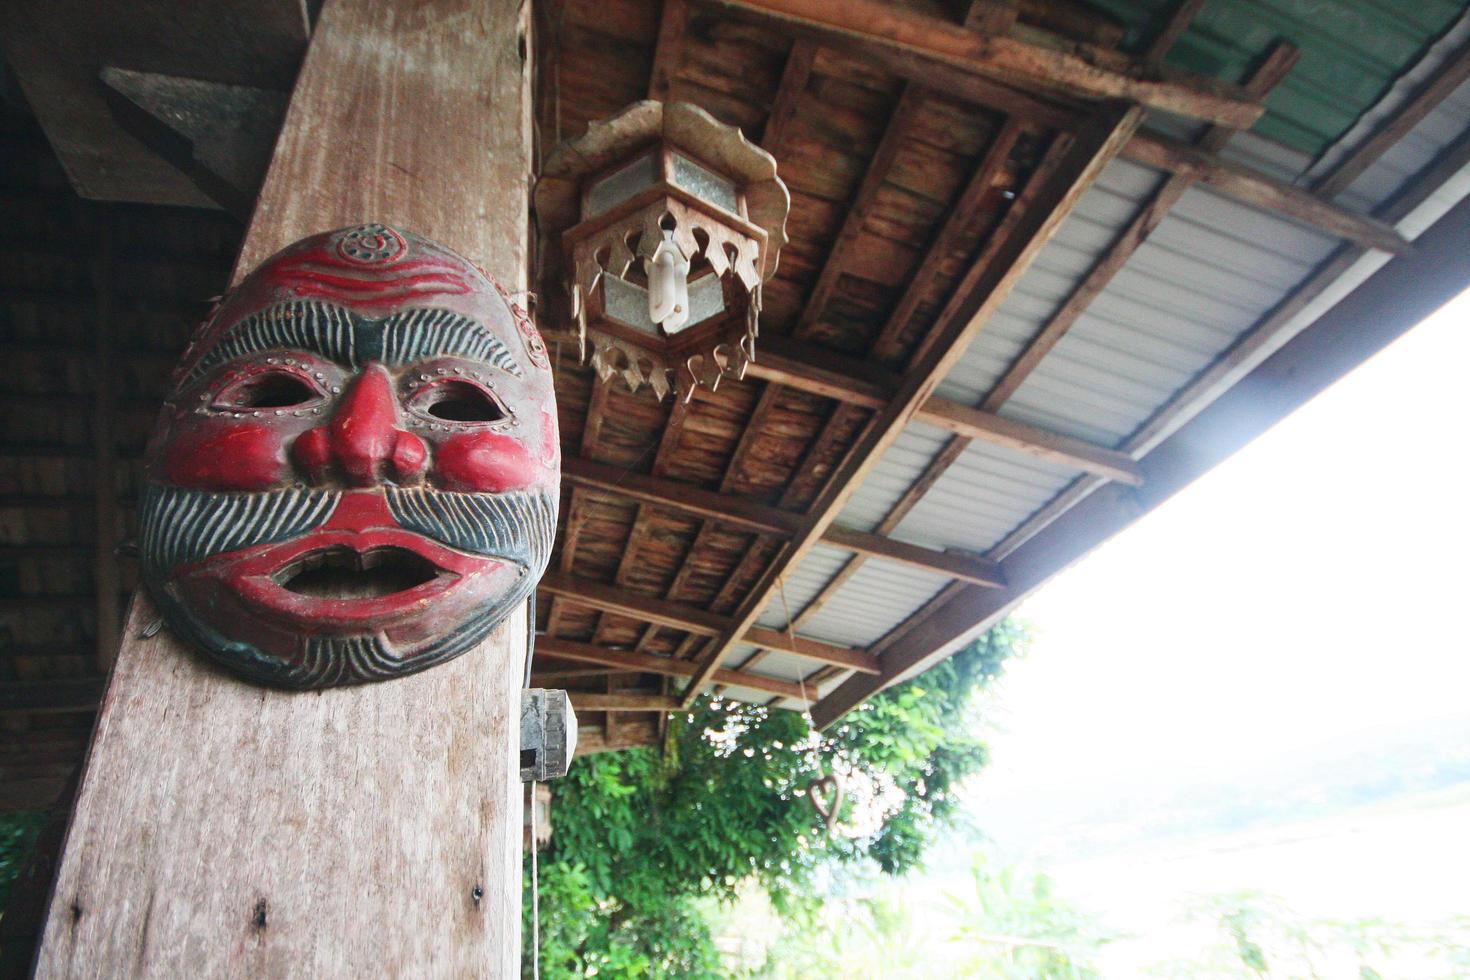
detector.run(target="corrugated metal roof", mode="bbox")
[1088,0,1468,156]
[721,7,1470,708]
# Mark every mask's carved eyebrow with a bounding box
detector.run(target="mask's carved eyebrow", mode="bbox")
[378,308,523,376]
[178,302,357,392]
[174,302,524,397]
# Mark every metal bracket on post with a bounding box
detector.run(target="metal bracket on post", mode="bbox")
[520,689,577,782]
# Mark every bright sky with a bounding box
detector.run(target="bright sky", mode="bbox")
[965,285,1470,839]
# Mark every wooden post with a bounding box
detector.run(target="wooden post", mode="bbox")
[35,0,534,975]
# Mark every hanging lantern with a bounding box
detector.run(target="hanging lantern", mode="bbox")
[535,101,789,402]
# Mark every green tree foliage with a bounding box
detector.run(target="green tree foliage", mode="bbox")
[0,811,45,910]
[524,621,1026,977]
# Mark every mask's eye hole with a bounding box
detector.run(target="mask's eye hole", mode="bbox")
[409,380,507,423]
[213,370,322,411]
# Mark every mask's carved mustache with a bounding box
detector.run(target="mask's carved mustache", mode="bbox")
[384,487,557,570]
[139,483,558,573]
[139,485,341,574]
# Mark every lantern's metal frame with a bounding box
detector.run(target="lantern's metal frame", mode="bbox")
[536,101,789,401]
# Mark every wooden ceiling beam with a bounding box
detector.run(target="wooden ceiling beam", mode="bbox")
[1122,133,1411,255]
[979,42,1301,412]
[744,341,1144,483]
[648,0,692,101]
[537,571,880,673]
[560,455,1009,585]
[1143,0,1206,66]
[1313,35,1470,201]
[535,636,807,699]
[796,84,926,335]
[568,692,681,712]
[679,103,1145,705]
[709,0,1262,127]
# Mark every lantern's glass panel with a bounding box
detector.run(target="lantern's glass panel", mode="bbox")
[603,271,726,337]
[602,273,661,337]
[683,273,726,331]
[585,152,657,219]
[671,153,738,214]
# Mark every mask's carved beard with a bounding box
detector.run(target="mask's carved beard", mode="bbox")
[138,483,559,687]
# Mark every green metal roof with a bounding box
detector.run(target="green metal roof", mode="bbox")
[1086,0,1469,156]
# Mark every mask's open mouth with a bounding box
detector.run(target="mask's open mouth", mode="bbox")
[273,546,445,600]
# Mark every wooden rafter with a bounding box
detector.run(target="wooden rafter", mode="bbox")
[711,0,1262,127]
[1121,133,1411,255]
[679,103,1145,705]
[810,80,1470,727]
[775,46,1298,674]
[560,456,1006,584]
[982,42,1301,412]
[1143,0,1206,66]
[538,571,880,672]
[535,636,806,699]
[1313,34,1470,200]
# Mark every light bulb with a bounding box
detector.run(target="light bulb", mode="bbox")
[648,233,691,334]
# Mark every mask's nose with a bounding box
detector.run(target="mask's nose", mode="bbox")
[291,363,428,487]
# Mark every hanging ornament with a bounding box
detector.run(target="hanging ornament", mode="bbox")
[535,101,789,402]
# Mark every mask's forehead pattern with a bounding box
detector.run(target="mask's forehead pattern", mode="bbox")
[176,224,541,386]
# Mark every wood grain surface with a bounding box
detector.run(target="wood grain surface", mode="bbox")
[36,0,534,974]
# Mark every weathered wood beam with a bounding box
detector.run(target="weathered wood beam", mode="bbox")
[796,84,925,335]
[559,455,1013,582]
[648,0,692,101]
[812,187,1470,728]
[710,0,1262,127]
[744,341,1143,483]
[680,103,1145,704]
[537,571,879,673]
[535,637,806,699]
[1143,0,1206,65]
[568,692,681,712]
[1313,35,1470,201]
[980,42,1300,413]
[36,0,533,972]
[1122,133,1412,254]
[820,525,1004,588]
[965,0,1018,35]
[918,399,1143,485]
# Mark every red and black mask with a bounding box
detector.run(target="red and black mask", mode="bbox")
[139,225,559,688]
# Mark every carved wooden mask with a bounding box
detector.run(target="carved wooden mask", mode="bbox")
[139,225,559,687]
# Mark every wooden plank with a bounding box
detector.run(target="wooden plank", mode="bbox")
[820,524,1005,588]
[871,120,1024,362]
[648,0,692,100]
[711,0,1262,127]
[965,0,1018,35]
[796,84,925,335]
[1313,37,1470,201]
[761,40,816,152]
[919,398,1143,484]
[1123,132,1412,255]
[35,0,533,974]
[1143,0,1206,65]
[535,636,806,699]
[681,104,1143,704]
[812,188,1470,728]
[741,627,879,673]
[573,718,659,756]
[569,692,680,712]
[743,345,1144,482]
